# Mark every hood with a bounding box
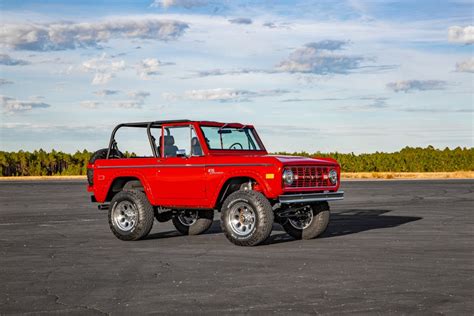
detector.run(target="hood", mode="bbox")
[268,155,338,166]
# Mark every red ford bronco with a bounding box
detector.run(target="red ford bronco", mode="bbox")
[87,120,344,246]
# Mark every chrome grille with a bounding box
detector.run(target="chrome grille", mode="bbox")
[287,166,332,188]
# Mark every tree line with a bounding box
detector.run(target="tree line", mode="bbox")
[275,146,473,172]
[0,146,472,176]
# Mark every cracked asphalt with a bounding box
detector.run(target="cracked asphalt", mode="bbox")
[0,179,473,315]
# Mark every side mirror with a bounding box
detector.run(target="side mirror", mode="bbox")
[176,149,187,157]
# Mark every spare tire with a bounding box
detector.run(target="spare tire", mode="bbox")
[87,148,123,186]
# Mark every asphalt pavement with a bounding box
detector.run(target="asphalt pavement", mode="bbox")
[0,179,473,315]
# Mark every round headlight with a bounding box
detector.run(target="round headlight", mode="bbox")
[329,169,338,185]
[282,169,294,185]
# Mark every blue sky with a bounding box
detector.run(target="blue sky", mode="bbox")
[0,0,472,154]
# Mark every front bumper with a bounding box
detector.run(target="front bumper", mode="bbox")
[279,191,344,204]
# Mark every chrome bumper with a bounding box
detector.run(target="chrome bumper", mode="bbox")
[279,191,344,204]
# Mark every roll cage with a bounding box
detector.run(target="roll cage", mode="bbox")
[105,120,267,159]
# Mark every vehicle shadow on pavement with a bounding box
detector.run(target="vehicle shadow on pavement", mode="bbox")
[320,209,422,238]
[146,221,224,240]
[146,209,421,244]
[262,209,422,244]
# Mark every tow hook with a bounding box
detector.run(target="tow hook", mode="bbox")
[98,204,110,211]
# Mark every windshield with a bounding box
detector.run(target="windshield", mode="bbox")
[200,126,263,150]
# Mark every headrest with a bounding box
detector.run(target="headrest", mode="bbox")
[161,135,175,146]
[191,137,199,146]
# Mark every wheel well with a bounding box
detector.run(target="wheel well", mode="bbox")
[215,177,256,209]
[106,177,144,201]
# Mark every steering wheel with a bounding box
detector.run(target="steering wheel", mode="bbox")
[229,142,243,150]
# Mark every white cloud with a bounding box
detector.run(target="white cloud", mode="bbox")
[80,100,101,109]
[338,97,389,112]
[305,40,349,51]
[161,92,179,101]
[29,95,45,101]
[82,53,125,85]
[136,58,172,79]
[127,90,151,99]
[262,21,291,29]
[0,78,14,85]
[115,101,143,108]
[276,41,364,74]
[81,90,150,110]
[448,25,474,44]
[0,19,189,51]
[1,95,50,113]
[186,88,247,101]
[229,18,253,25]
[455,58,474,73]
[193,68,269,78]
[163,88,290,102]
[0,54,29,66]
[116,90,150,108]
[0,122,112,134]
[262,22,277,28]
[151,0,208,9]
[400,107,473,113]
[91,73,113,85]
[191,41,361,78]
[94,89,120,97]
[386,80,447,93]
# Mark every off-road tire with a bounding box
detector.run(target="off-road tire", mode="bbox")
[282,202,330,240]
[220,190,274,246]
[172,210,214,235]
[87,148,123,185]
[108,190,154,241]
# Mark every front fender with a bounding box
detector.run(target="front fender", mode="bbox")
[211,169,279,207]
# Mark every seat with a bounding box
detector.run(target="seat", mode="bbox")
[159,135,179,157]
[191,137,203,156]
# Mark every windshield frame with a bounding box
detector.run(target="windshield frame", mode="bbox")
[199,124,267,153]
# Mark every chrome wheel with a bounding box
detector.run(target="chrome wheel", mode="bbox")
[177,210,198,226]
[228,202,256,236]
[112,200,138,231]
[288,206,313,230]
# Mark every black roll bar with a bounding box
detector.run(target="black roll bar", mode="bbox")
[105,120,192,159]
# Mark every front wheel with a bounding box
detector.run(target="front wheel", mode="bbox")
[281,202,330,240]
[220,190,274,246]
[172,210,214,235]
[108,190,154,241]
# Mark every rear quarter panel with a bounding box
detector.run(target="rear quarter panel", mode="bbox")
[91,158,157,204]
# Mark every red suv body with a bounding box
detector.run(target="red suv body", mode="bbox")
[87,120,343,246]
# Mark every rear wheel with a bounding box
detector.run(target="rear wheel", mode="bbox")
[172,210,214,235]
[281,202,330,240]
[108,190,154,241]
[220,190,274,246]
